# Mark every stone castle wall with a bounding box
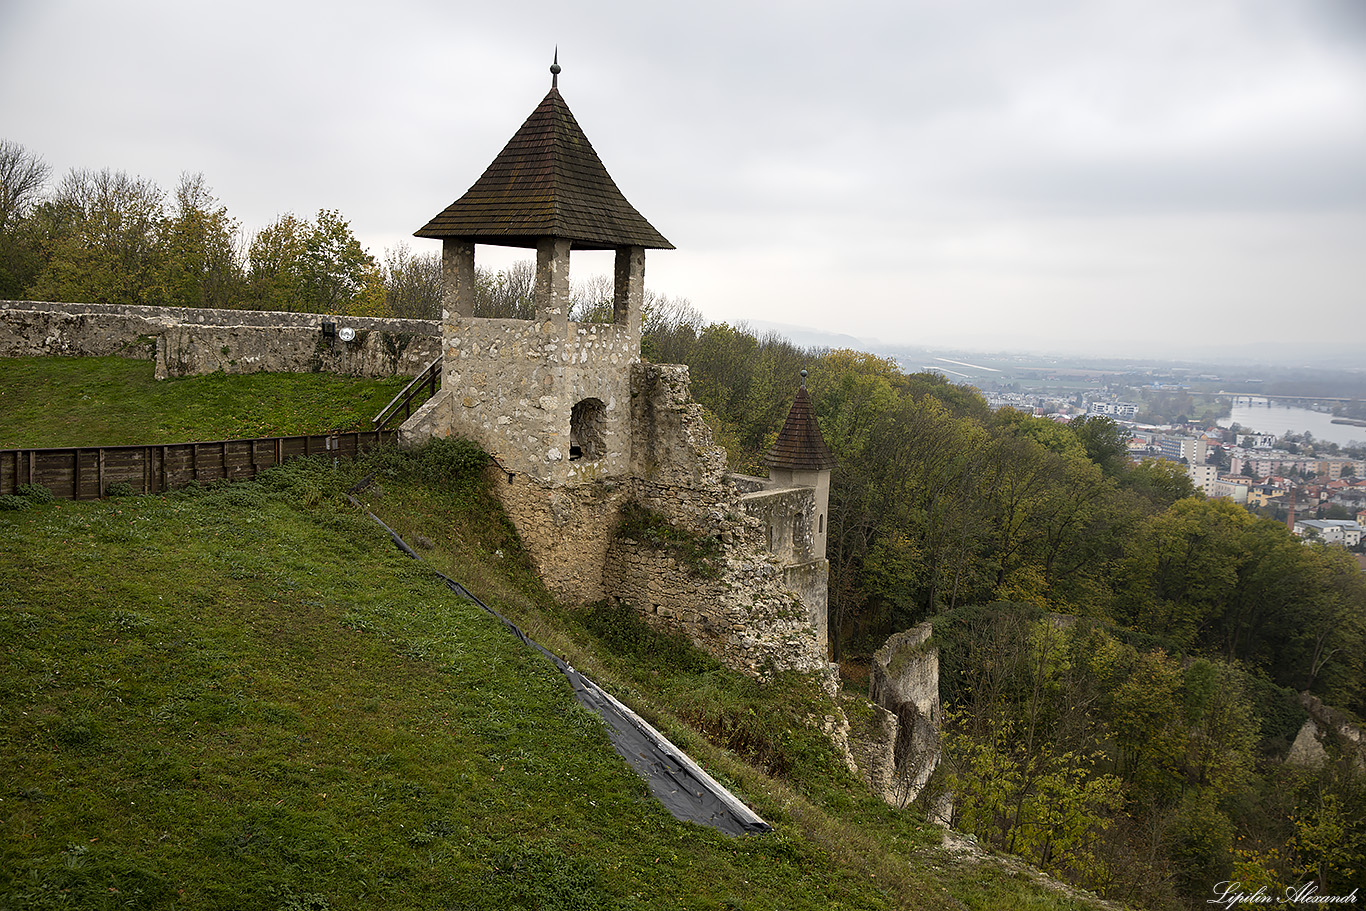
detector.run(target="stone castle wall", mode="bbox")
[402,358,837,690]
[604,532,832,683]
[603,363,834,689]
[736,485,829,654]
[495,473,633,606]
[0,300,440,379]
[437,316,638,482]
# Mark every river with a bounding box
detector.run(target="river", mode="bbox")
[1217,402,1366,448]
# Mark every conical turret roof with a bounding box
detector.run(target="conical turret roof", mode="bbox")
[766,380,837,472]
[415,85,672,251]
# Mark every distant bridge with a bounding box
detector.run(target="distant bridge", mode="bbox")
[1216,393,1360,404]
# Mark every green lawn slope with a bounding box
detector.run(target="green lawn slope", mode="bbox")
[0,359,1114,910]
[0,357,409,448]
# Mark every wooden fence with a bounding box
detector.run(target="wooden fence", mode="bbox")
[1,431,394,501]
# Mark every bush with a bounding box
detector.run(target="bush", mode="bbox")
[581,600,715,675]
[359,438,489,500]
[614,501,722,579]
[410,437,488,490]
[105,481,135,498]
[16,483,55,504]
[0,494,30,511]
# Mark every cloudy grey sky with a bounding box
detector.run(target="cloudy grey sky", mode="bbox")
[3,0,1364,359]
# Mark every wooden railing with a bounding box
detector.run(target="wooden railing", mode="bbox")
[1,431,394,501]
[373,356,442,431]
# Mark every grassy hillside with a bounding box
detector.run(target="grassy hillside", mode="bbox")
[0,357,410,448]
[0,442,1112,911]
[0,358,1114,908]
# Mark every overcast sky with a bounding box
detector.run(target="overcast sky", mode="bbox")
[3,0,1364,360]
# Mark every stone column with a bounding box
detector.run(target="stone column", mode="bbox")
[535,236,573,328]
[613,244,645,341]
[442,239,476,319]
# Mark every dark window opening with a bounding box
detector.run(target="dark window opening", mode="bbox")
[569,398,606,461]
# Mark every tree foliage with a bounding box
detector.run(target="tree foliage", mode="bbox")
[247,209,379,314]
[644,319,1366,714]
[30,168,168,307]
[645,317,1366,907]
[160,172,245,309]
[0,139,50,297]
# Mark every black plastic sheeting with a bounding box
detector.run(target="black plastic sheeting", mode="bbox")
[352,498,771,837]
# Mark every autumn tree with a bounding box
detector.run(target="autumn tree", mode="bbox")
[303,209,379,313]
[247,209,378,314]
[0,139,50,297]
[247,213,308,310]
[30,168,167,307]
[382,243,442,319]
[1069,414,1132,478]
[1112,497,1254,649]
[158,173,245,309]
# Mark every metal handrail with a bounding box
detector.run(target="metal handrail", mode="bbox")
[373,356,442,430]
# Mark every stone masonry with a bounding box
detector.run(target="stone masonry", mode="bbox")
[405,352,839,690]
[0,299,440,379]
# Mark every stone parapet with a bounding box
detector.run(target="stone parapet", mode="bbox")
[740,485,818,565]
[0,299,439,379]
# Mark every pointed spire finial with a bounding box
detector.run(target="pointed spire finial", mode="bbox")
[550,47,561,89]
[800,368,808,387]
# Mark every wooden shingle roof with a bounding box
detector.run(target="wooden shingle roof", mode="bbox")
[766,382,837,472]
[415,87,672,251]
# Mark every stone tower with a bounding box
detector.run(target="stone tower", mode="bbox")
[402,64,836,682]
[411,60,673,486]
[765,372,837,560]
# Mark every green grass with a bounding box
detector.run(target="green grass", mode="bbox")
[0,449,1115,910]
[0,357,410,448]
[0,359,1116,909]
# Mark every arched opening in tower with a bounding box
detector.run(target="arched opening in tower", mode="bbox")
[569,398,606,461]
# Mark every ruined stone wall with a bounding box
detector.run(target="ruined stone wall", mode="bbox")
[1287,692,1366,770]
[494,471,632,606]
[438,317,638,482]
[603,529,834,685]
[741,486,816,565]
[861,623,942,809]
[628,363,728,489]
[845,699,900,801]
[402,356,837,691]
[0,300,439,378]
[782,560,830,660]
[598,362,835,691]
[735,485,829,655]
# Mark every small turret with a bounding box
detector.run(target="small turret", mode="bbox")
[766,370,836,559]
